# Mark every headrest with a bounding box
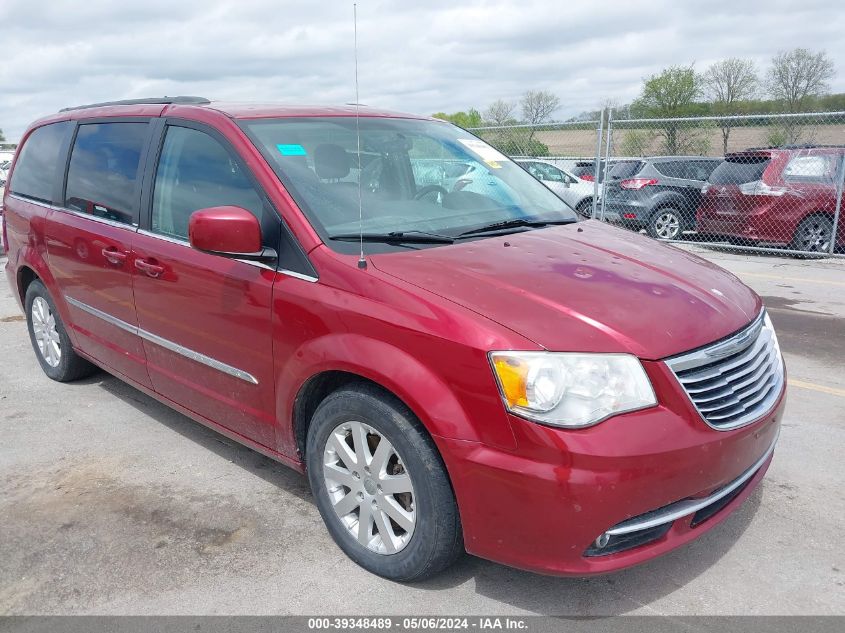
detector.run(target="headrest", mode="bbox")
[314,144,351,180]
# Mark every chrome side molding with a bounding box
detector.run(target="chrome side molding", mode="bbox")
[65,296,259,385]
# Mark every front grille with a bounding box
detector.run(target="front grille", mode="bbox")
[665,311,784,430]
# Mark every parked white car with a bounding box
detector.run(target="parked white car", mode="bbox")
[517,159,595,217]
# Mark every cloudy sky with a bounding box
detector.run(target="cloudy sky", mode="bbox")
[1,0,844,141]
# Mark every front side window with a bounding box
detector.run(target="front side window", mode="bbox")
[243,117,575,252]
[10,121,72,203]
[151,126,264,241]
[65,122,148,225]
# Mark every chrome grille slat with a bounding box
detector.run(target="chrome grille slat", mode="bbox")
[665,311,784,430]
[681,343,772,395]
[692,352,775,403]
[700,372,777,417]
[676,330,770,384]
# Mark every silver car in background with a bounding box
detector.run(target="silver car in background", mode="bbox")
[517,159,595,217]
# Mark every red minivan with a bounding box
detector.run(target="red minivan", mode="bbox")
[3,97,785,581]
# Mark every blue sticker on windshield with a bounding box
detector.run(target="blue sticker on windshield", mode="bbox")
[277,144,307,156]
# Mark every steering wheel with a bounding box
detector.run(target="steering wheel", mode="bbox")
[413,185,449,203]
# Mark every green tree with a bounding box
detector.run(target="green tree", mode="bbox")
[0,128,6,142]
[431,109,483,130]
[632,65,706,155]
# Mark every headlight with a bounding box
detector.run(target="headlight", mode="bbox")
[763,312,783,365]
[489,351,657,428]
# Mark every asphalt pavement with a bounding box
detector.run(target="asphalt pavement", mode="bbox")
[1,247,843,615]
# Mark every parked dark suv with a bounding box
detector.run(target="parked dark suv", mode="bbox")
[602,157,722,239]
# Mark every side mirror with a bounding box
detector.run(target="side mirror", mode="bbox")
[188,206,276,262]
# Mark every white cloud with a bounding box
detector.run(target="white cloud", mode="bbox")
[1,0,843,140]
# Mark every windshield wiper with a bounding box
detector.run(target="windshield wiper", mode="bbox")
[456,218,576,238]
[329,230,455,244]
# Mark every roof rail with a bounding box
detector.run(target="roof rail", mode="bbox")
[60,96,211,112]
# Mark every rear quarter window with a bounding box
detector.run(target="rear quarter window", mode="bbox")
[782,155,837,183]
[708,157,771,185]
[9,121,72,203]
[608,160,643,180]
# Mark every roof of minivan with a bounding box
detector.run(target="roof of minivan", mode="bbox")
[25,100,433,132]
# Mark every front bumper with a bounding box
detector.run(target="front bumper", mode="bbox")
[434,360,785,576]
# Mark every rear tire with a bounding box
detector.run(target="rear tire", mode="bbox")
[790,215,833,256]
[306,384,463,581]
[647,207,686,240]
[25,280,97,382]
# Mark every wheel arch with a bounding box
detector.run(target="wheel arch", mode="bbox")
[278,333,511,461]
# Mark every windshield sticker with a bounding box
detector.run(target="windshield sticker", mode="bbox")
[277,144,307,156]
[457,138,507,169]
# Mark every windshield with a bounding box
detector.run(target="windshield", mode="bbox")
[243,117,576,251]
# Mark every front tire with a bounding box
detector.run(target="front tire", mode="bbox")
[306,384,463,581]
[25,280,96,382]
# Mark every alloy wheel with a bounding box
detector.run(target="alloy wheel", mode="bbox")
[31,296,61,367]
[654,211,681,239]
[323,420,416,554]
[796,219,832,252]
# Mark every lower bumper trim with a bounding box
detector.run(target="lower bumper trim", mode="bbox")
[605,430,778,538]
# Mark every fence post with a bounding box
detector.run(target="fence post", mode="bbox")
[591,109,605,219]
[599,108,614,221]
[831,155,844,255]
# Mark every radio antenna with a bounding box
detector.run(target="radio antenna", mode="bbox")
[353,3,366,270]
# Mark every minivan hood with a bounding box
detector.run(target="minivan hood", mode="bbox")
[370,221,761,359]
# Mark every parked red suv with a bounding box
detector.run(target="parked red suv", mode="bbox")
[697,146,845,253]
[3,98,785,581]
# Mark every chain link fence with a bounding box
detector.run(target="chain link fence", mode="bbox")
[471,111,845,258]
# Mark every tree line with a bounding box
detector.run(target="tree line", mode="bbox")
[435,48,838,156]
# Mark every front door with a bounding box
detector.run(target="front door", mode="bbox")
[131,122,279,447]
[45,120,152,387]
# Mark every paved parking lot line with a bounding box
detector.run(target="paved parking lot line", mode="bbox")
[788,378,845,398]
[736,271,845,287]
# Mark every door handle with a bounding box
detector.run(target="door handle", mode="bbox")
[134,258,165,278]
[102,247,127,265]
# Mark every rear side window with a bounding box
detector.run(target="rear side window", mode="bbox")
[782,155,836,183]
[65,122,148,225]
[608,161,643,180]
[151,126,264,241]
[708,157,771,184]
[9,121,72,203]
